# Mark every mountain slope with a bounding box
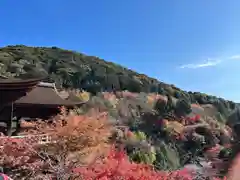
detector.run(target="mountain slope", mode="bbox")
[0,45,237,117]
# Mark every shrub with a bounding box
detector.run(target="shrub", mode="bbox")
[123,131,157,165]
[40,112,113,165]
[154,142,181,170]
[0,113,113,179]
[73,148,194,180]
[175,99,192,117]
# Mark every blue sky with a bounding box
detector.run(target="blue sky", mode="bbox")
[0,0,240,101]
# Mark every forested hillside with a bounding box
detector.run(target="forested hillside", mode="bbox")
[0,45,237,118]
[1,45,240,179]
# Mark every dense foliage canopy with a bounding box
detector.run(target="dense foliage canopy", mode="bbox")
[0,43,239,179]
[0,45,237,115]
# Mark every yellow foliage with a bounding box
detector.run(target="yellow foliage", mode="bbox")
[147,95,155,105]
[147,94,167,106]
[165,121,184,134]
[78,91,90,102]
[39,112,113,165]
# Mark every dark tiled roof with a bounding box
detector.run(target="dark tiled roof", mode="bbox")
[0,76,46,90]
[15,84,84,107]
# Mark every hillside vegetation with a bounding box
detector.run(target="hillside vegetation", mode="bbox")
[1,45,240,179]
[0,90,238,179]
[0,45,237,118]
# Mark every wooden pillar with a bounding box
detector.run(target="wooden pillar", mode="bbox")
[12,117,21,136]
[6,102,14,136]
[6,118,13,136]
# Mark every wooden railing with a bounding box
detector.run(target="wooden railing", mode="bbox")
[0,134,55,144]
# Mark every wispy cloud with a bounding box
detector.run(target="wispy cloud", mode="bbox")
[179,54,240,69]
[229,55,240,60]
[179,58,221,69]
